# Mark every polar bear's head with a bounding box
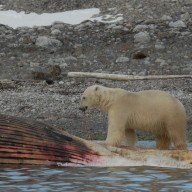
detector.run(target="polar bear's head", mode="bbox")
[79,85,101,111]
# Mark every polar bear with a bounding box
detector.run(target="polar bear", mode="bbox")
[79,85,187,150]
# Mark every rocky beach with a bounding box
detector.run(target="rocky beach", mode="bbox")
[0,0,191,141]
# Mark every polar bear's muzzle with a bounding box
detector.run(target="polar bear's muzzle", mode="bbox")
[79,106,88,112]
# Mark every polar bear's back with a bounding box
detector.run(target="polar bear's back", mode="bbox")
[111,89,187,132]
[136,90,185,113]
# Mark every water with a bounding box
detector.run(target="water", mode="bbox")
[0,166,192,192]
[1,142,192,191]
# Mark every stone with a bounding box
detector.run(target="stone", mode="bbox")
[106,23,117,29]
[51,29,61,36]
[30,62,40,68]
[181,12,190,21]
[157,32,176,39]
[132,50,148,59]
[52,23,65,30]
[155,42,165,50]
[10,56,15,60]
[35,36,63,48]
[133,25,148,32]
[161,15,172,21]
[65,56,77,63]
[116,56,130,63]
[50,65,61,78]
[48,57,66,65]
[137,70,148,76]
[31,66,51,80]
[155,58,167,66]
[169,20,187,28]
[134,31,151,44]
[0,53,6,57]
[60,63,68,69]
[58,81,64,85]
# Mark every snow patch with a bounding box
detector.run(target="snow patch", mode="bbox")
[0,8,123,29]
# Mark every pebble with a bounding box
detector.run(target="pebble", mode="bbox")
[155,58,167,66]
[133,25,148,32]
[155,42,165,50]
[51,29,61,36]
[58,81,64,85]
[52,23,65,30]
[169,20,187,28]
[181,12,190,21]
[59,63,68,69]
[134,31,151,44]
[116,57,130,63]
[0,53,6,57]
[35,36,63,48]
[137,70,148,76]
[0,0,192,142]
[65,56,78,63]
[161,15,172,21]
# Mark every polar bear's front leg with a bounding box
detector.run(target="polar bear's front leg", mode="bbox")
[105,112,126,147]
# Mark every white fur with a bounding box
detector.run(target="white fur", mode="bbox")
[80,85,187,149]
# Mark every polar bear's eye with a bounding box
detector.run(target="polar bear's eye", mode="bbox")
[82,97,86,100]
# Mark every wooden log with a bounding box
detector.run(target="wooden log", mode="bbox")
[0,114,192,168]
[64,72,192,81]
[0,79,15,89]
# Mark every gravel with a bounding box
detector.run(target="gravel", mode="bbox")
[0,0,191,141]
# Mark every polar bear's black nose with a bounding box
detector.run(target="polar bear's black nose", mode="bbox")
[79,106,88,112]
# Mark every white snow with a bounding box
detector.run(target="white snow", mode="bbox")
[0,8,123,29]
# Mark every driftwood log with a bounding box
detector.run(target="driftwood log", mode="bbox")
[0,114,192,168]
[64,72,192,81]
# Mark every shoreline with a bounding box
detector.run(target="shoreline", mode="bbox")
[0,78,191,142]
[0,0,191,141]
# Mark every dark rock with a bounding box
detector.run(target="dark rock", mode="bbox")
[133,51,148,59]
